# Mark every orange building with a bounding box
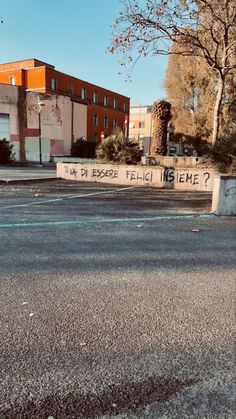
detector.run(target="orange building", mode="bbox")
[0,59,130,160]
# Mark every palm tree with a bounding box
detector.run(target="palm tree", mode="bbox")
[151,101,172,155]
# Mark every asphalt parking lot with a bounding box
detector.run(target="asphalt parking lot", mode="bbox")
[0,180,235,418]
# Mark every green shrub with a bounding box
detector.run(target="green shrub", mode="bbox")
[173,129,236,172]
[205,132,236,173]
[96,130,142,165]
[0,139,14,164]
[71,137,96,158]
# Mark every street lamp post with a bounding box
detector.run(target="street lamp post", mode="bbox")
[38,101,45,165]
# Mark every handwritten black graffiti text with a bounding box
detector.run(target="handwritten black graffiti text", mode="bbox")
[126,170,153,182]
[92,168,119,179]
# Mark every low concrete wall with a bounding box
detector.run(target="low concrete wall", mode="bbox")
[212,175,236,215]
[141,155,206,168]
[53,156,96,163]
[57,162,216,191]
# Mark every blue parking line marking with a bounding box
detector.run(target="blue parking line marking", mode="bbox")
[0,214,213,229]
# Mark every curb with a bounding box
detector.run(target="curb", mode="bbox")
[0,177,60,185]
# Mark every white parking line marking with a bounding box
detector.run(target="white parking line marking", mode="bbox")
[0,186,139,210]
[0,214,213,229]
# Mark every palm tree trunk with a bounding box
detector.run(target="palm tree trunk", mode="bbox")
[151,101,171,155]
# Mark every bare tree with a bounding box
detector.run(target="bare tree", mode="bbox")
[110,0,236,145]
[165,43,236,141]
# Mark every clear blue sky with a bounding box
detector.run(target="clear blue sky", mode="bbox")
[0,0,167,105]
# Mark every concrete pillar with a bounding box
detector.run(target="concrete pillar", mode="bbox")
[212,174,236,215]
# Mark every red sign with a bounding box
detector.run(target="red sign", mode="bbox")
[100,131,105,140]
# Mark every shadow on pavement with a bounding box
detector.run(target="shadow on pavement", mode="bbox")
[3,375,197,418]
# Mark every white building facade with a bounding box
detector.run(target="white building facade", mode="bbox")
[129,105,153,154]
[0,84,87,162]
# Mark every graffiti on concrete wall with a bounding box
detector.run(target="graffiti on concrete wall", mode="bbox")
[64,165,154,182]
[160,168,211,186]
[125,170,153,182]
[225,186,236,197]
[61,164,213,190]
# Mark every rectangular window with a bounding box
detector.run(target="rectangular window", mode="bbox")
[139,121,145,128]
[68,83,74,96]
[0,114,10,141]
[129,121,135,129]
[81,87,87,100]
[104,95,109,106]
[130,106,150,115]
[113,98,118,109]
[104,116,109,128]
[93,114,98,127]
[9,77,16,85]
[51,78,57,91]
[123,102,127,112]
[93,92,98,103]
[113,118,117,128]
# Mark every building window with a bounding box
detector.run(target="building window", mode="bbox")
[51,78,57,91]
[123,102,127,112]
[129,121,135,129]
[81,87,87,100]
[68,83,74,96]
[93,114,98,127]
[104,116,109,128]
[113,98,118,109]
[93,132,98,143]
[93,92,98,103]
[0,113,10,140]
[130,106,151,115]
[9,77,16,85]
[139,121,145,128]
[104,95,109,106]
[113,118,117,128]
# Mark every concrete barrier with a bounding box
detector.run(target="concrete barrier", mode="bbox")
[212,174,236,215]
[57,162,216,191]
[141,155,207,168]
[53,156,96,163]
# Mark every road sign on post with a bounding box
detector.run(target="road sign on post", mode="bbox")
[100,131,105,140]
